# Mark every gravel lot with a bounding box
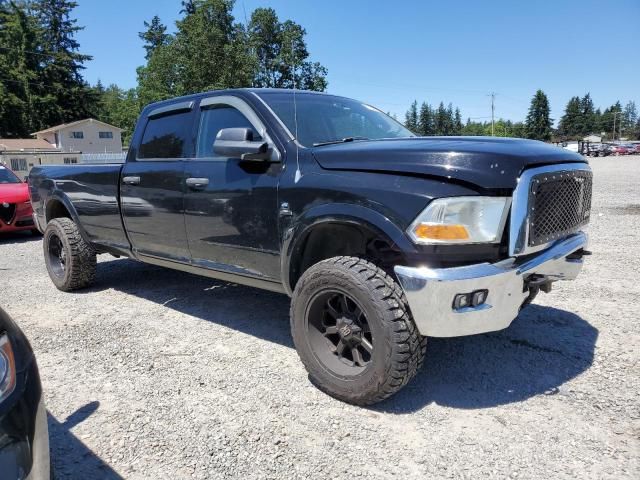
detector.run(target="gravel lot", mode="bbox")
[1,155,639,479]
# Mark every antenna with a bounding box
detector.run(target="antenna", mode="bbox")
[291,40,302,183]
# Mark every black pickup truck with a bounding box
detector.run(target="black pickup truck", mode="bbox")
[28,89,592,405]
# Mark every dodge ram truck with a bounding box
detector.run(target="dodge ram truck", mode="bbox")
[28,89,593,405]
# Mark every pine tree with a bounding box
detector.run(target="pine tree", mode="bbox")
[558,96,581,139]
[404,100,418,133]
[434,102,448,135]
[0,0,42,136]
[418,102,434,135]
[139,15,169,60]
[580,93,595,136]
[453,107,463,135]
[33,0,97,127]
[525,90,553,141]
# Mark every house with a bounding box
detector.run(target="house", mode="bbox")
[583,134,602,143]
[32,118,123,154]
[0,139,72,179]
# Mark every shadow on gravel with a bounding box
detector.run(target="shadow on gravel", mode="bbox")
[86,258,293,348]
[0,230,41,244]
[48,401,124,479]
[85,258,597,413]
[376,305,598,413]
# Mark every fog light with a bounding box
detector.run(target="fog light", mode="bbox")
[453,293,471,310]
[471,289,488,306]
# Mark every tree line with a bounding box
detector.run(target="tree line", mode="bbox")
[404,90,640,142]
[0,0,328,142]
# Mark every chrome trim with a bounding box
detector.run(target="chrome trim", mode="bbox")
[148,100,194,118]
[394,232,587,337]
[509,163,591,256]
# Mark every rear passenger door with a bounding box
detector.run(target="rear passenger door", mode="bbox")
[183,95,282,281]
[121,101,194,262]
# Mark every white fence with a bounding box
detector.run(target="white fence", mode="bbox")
[80,152,127,164]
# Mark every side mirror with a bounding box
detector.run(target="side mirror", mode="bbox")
[213,128,272,161]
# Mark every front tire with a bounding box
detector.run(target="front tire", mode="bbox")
[290,256,426,405]
[43,218,96,291]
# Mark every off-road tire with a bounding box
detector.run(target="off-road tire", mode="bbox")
[290,256,427,405]
[43,218,96,291]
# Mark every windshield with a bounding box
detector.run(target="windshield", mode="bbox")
[257,91,414,147]
[0,166,21,184]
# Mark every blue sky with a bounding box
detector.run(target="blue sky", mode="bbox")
[75,0,639,124]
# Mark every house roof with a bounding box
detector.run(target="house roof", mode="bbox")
[32,118,124,135]
[0,138,58,151]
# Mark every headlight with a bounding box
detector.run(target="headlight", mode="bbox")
[408,196,511,244]
[0,334,17,403]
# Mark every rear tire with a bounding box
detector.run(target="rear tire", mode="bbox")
[290,256,426,405]
[43,218,96,291]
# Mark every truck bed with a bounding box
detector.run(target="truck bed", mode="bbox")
[29,164,130,253]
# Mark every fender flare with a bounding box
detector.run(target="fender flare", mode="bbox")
[44,191,92,244]
[280,203,417,295]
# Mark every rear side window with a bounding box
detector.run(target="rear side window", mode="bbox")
[196,106,261,158]
[138,111,192,159]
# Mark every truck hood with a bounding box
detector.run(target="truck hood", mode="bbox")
[311,137,587,190]
[0,183,29,203]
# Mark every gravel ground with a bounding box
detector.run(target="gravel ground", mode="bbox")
[1,155,639,480]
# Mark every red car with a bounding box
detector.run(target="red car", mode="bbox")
[611,145,631,155]
[0,165,37,234]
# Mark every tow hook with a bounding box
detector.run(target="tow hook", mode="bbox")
[527,274,553,293]
[567,248,592,260]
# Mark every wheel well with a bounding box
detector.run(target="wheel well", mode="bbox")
[289,222,406,291]
[46,199,71,223]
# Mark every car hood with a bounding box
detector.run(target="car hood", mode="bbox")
[311,137,587,189]
[0,183,29,203]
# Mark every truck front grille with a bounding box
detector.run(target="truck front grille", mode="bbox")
[528,170,592,247]
[0,203,16,224]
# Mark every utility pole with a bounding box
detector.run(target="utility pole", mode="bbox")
[613,111,621,142]
[488,92,497,136]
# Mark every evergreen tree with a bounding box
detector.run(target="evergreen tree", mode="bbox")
[0,0,42,136]
[558,96,581,139]
[453,107,463,135]
[404,100,418,133]
[525,89,553,141]
[579,93,595,135]
[434,102,448,135]
[33,0,97,127]
[139,15,169,60]
[417,102,434,135]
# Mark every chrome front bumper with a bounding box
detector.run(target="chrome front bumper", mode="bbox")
[394,232,588,337]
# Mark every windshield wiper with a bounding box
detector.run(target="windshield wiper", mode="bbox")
[313,136,370,147]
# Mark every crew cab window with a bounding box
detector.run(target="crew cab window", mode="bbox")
[196,106,261,159]
[138,111,192,159]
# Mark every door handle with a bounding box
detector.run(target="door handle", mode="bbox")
[122,176,141,186]
[186,177,209,190]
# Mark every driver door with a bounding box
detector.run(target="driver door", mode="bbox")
[183,95,282,281]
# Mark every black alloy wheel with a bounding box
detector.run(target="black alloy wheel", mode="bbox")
[306,289,374,375]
